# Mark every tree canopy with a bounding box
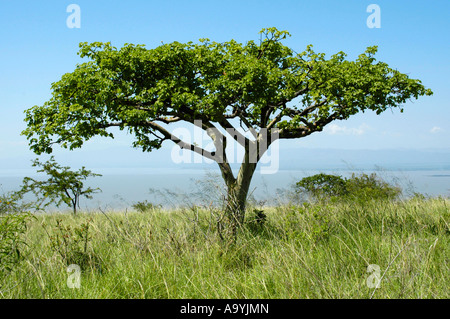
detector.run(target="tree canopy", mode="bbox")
[23,28,431,155]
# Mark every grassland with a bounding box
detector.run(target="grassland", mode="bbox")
[0,197,448,299]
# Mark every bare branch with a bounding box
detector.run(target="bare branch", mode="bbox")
[154,116,182,124]
[217,118,250,147]
[190,119,236,184]
[277,110,341,139]
[98,121,216,161]
[266,110,284,130]
[145,121,216,161]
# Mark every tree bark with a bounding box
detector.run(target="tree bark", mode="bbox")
[215,131,273,241]
[223,150,257,240]
[72,199,77,215]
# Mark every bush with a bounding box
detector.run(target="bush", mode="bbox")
[0,191,28,215]
[46,218,101,271]
[132,200,160,213]
[295,172,401,202]
[0,212,31,276]
[246,209,268,234]
[295,173,348,199]
[345,173,401,201]
[0,193,32,278]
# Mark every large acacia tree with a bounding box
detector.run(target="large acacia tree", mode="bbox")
[23,28,432,227]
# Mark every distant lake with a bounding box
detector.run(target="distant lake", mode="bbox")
[1,166,449,211]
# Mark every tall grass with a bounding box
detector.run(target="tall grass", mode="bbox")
[0,197,448,299]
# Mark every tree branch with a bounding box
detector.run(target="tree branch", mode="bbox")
[277,110,342,139]
[145,121,217,161]
[154,116,182,124]
[266,110,284,130]
[217,118,250,147]
[99,121,217,161]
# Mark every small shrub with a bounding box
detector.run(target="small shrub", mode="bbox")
[296,173,348,199]
[345,173,401,201]
[247,209,267,228]
[310,206,331,242]
[0,212,31,277]
[281,205,305,240]
[0,191,32,215]
[281,204,330,242]
[0,192,32,277]
[132,200,160,213]
[295,172,401,203]
[46,218,101,271]
[245,209,271,238]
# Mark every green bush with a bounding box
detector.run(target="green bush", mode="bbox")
[0,193,32,278]
[345,173,401,201]
[247,209,267,227]
[295,173,348,199]
[295,172,401,202]
[132,200,160,213]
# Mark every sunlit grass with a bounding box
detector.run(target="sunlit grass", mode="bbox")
[1,197,448,299]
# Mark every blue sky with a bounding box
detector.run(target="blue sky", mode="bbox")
[0,0,449,173]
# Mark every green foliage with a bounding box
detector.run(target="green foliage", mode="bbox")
[296,173,348,198]
[281,204,331,242]
[0,189,31,215]
[0,198,448,298]
[344,173,402,202]
[249,209,267,226]
[131,200,160,213]
[0,194,17,215]
[310,206,331,242]
[22,27,432,156]
[282,205,304,240]
[245,208,270,236]
[296,172,401,202]
[19,157,101,214]
[0,212,31,277]
[246,209,268,233]
[0,191,33,278]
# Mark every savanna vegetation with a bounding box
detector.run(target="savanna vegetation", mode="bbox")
[2,27,444,299]
[1,173,448,299]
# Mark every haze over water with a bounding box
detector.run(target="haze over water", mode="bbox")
[1,148,449,211]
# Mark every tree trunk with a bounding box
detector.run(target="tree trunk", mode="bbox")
[223,157,257,240]
[216,134,272,241]
[72,196,77,215]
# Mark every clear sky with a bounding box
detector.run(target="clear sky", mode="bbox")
[0,0,449,172]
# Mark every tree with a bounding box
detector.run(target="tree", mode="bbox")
[22,27,432,233]
[20,157,101,214]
